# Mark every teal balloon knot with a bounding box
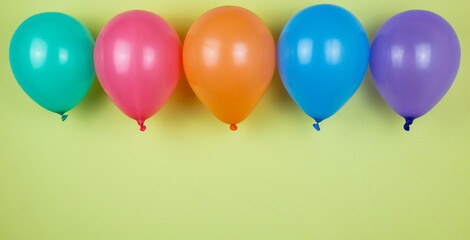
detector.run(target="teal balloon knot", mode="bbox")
[61,114,68,122]
[313,122,320,131]
[403,117,414,131]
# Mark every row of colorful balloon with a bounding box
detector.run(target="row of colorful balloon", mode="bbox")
[9,4,461,132]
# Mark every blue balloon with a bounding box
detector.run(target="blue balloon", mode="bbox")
[277,4,369,130]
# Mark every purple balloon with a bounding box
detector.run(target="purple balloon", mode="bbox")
[370,10,460,131]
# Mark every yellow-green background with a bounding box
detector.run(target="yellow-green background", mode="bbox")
[1,0,469,239]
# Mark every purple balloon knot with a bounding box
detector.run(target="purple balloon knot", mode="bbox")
[403,118,414,131]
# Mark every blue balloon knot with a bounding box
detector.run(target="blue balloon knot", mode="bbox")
[61,114,68,122]
[403,117,414,131]
[313,122,320,131]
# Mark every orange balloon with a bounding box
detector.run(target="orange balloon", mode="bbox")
[183,6,276,131]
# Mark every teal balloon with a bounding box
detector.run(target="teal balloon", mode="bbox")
[277,5,369,130]
[9,12,95,120]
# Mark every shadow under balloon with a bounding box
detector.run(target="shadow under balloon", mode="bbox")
[77,77,107,114]
[360,71,391,114]
[73,19,108,116]
[148,18,208,132]
[243,22,304,132]
[157,73,205,118]
[268,22,297,108]
[356,15,396,119]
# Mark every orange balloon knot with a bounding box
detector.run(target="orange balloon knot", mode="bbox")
[137,120,147,132]
[229,124,238,131]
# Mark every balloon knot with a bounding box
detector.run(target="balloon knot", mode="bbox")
[230,124,238,131]
[137,120,146,132]
[61,114,68,122]
[403,117,414,131]
[313,122,320,131]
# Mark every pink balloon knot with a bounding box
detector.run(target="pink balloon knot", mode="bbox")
[137,120,146,132]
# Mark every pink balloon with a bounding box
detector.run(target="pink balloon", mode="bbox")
[94,10,181,131]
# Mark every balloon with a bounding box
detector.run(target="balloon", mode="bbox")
[9,12,95,121]
[370,10,461,131]
[94,10,181,131]
[183,6,275,131]
[277,4,369,131]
